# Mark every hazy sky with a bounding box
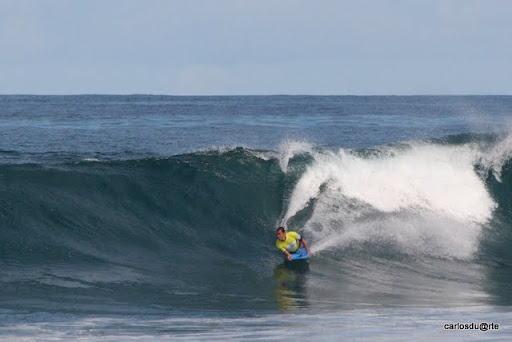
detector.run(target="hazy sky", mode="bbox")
[1,0,511,95]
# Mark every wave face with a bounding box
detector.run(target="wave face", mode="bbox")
[3,134,512,313]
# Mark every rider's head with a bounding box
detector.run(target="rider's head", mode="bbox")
[276,227,286,241]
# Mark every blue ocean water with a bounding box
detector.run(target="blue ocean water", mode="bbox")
[2,95,512,340]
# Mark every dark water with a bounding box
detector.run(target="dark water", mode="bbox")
[2,95,512,340]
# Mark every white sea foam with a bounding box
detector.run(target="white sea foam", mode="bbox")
[281,139,509,259]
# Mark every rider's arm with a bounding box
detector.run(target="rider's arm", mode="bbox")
[301,238,311,255]
[283,249,292,261]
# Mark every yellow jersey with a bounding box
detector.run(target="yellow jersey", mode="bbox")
[276,231,302,253]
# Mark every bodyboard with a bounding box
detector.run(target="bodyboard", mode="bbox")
[289,246,309,261]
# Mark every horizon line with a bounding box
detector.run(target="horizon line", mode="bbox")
[1,93,511,97]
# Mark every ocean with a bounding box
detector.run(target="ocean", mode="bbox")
[1,95,512,341]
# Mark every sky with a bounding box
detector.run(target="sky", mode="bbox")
[1,0,511,95]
